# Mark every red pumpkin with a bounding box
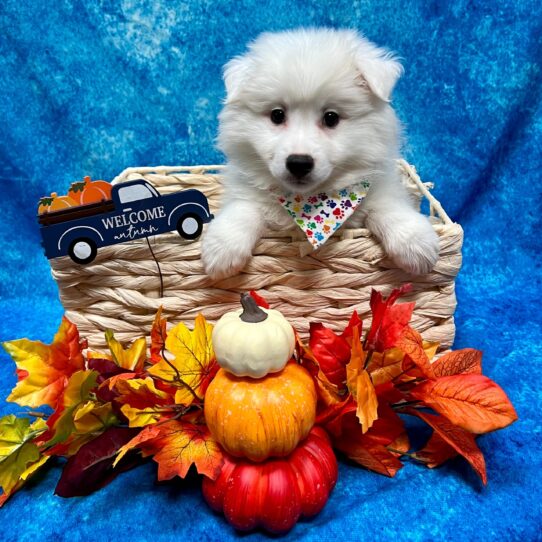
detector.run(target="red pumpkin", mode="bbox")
[202,426,338,534]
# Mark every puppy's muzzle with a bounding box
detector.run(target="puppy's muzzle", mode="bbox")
[286,154,314,179]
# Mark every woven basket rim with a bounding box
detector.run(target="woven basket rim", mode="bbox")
[111,159,453,226]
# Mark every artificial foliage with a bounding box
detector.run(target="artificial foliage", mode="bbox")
[0,287,517,509]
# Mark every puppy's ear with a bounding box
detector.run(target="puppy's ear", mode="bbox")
[223,56,252,104]
[354,39,403,102]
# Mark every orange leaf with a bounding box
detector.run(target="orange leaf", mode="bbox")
[396,326,434,379]
[410,410,487,484]
[410,374,518,434]
[115,420,223,480]
[3,317,85,408]
[339,441,404,477]
[114,424,162,465]
[332,413,403,477]
[151,421,224,480]
[366,348,405,386]
[345,327,365,393]
[355,370,378,434]
[432,349,483,377]
[346,328,378,433]
[414,432,458,468]
[388,431,410,456]
[329,402,406,477]
[150,307,167,365]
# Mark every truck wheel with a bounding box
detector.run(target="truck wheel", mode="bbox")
[68,238,97,265]
[177,213,203,240]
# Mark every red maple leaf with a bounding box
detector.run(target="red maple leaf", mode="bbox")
[365,285,414,352]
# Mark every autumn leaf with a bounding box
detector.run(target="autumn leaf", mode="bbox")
[40,370,99,447]
[346,328,378,433]
[332,412,404,477]
[113,377,173,427]
[105,330,146,372]
[249,290,270,309]
[47,400,118,457]
[0,454,51,507]
[410,374,518,434]
[432,349,483,377]
[345,327,366,393]
[115,419,224,480]
[295,333,344,407]
[55,427,141,497]
[0,415,47,498]
[396,326,435,379]
[414,432,458,468]
[3,317,85,408]
[365,285,414,352]
[87,356,128,380]
[366,348,404,386]
[147,314,217,405]
[150,307,167,364]
[320,397,357,437]
[410,410,487,484]
[341,311,363,345]
[309,322,351,387]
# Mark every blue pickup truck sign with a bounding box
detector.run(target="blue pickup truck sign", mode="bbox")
[39,179,213,264]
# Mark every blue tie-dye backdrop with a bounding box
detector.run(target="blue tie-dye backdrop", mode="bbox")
[1,1,541,540]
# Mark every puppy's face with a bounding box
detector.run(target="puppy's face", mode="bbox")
[218,30,403,193]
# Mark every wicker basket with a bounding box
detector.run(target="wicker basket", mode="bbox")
[49,159,463,350]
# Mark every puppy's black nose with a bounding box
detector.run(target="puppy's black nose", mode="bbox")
[286,154,314,179]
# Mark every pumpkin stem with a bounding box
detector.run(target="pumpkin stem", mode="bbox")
[240,293,268,323]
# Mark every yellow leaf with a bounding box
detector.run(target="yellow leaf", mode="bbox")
[148,314,215,405]
[20,454,50,481]
[423,340,440,362]
[105,330,146,372]
[73,401,116,434]
[2,317,85,408]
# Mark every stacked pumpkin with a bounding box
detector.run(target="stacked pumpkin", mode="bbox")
[203,294,338,533]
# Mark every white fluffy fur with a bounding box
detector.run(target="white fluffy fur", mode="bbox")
[202,28,439,279]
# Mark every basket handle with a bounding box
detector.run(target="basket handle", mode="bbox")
[397,159,453,225]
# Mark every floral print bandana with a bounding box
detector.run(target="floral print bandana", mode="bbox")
[277,182,370,249]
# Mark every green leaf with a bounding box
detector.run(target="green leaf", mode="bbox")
[0,415,46,494]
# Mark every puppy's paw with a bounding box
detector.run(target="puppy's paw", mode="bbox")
[369,212,440,275]
[201,225,253,280]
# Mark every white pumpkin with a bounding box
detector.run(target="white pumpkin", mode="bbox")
[212,294,295,378]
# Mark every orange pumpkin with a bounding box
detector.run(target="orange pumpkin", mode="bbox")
[204,362,316,462]
[68,176,112,205]
[38,192,78,214]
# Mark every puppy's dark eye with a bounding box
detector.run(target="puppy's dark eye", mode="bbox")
[323,111,340,128]
[270,108,286,125]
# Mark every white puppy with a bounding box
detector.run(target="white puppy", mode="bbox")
[202,28,439,279]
